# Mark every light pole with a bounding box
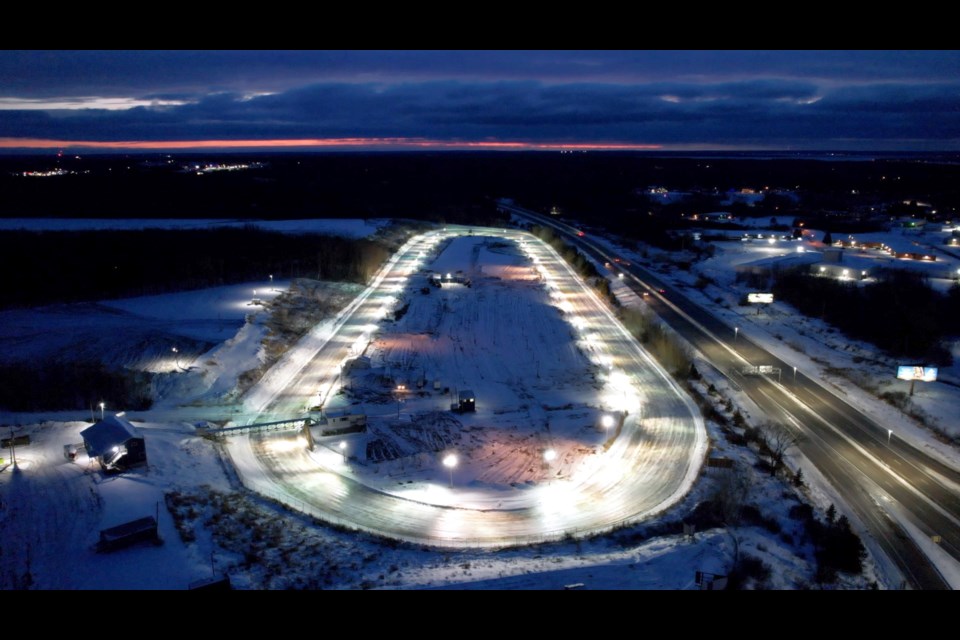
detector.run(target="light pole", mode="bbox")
[339,440,347,462]
[888,429,893,445]
[601,413,615,444]
[395,384,406,418]
[734,326,739,342]
[443,453,458,488]
[793,366,797,382]
[9,427,17,469]
[544,448,557,483]
[99,402,105,421]
[172,346,180,369]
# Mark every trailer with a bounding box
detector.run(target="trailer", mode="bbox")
[97,516,160,552]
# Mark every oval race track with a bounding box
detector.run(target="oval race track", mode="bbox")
[224,226,707,547]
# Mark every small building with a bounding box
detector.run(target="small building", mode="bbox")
[458,390,476,413]
[80,415,147,472]
[315,412,367,436]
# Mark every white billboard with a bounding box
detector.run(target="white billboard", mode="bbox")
[897,366,938,382]
[748,293,774,304]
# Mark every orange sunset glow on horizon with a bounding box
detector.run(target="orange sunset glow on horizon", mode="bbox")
[0,137,663,152]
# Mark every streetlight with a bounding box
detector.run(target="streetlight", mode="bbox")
[443,453,458,488]
[269,274,274,284]
[395,384,406,418]
[793,366,797,382]
[339,440,347,462]
[99,402,105,421]
[8,427,17,469]
[601,414,615,430]
[544,448,557,483]
[734,327,739,342]
[172,346,180,369]
[888,429,893,445]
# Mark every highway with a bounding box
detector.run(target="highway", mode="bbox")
[224,227,707,547]
[500,201,960,589]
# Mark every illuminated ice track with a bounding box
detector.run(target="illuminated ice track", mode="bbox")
[225,226,706,547]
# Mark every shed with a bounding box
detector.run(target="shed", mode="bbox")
[316,412,367,436]
[80,415,147,472]
[458,390,476,413]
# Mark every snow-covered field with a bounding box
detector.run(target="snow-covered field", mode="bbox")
[592,225,960,446]
[225,228,706,546]
[568,219,960,586]
[0,217,387,238]
[0,221,894,589]
[0,278,288,420]
[1,404,863,589]
[343,236,610,488]
[0,420,230,589]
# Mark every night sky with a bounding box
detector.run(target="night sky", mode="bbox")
[1,50,958,152]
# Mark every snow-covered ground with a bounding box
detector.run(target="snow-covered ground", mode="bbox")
[0,222,887,589]
[593,226,960,446]
[0,420,230,589]
[0,278,288,420]
[340,236,612,489]
[1,405,865,589]
[224,228,706,546]
[0,217,387,238]
[567,219,960,586]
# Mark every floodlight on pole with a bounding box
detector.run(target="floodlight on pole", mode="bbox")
[443,453,458,487]
[99,402,105,420]
[339,440,347,462]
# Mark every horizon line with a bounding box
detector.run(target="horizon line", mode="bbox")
[0,137,666,152]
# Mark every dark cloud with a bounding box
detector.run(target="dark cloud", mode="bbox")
[1,51,958,150]
[2,50,958,98]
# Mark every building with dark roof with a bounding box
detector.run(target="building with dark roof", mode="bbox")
[80,415,147,472]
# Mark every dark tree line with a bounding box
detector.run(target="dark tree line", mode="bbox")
[528,225,601,280]
[767,268,960,362]
[0,361,152,411]
[0,227,392,309]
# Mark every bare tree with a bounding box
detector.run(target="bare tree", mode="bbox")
[759,421,802,476]
[710,462,752,568]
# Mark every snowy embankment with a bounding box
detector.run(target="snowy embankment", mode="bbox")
[590,228,960,454]
[587,225,960,587]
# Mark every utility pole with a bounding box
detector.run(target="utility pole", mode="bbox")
[9,427,18,469]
